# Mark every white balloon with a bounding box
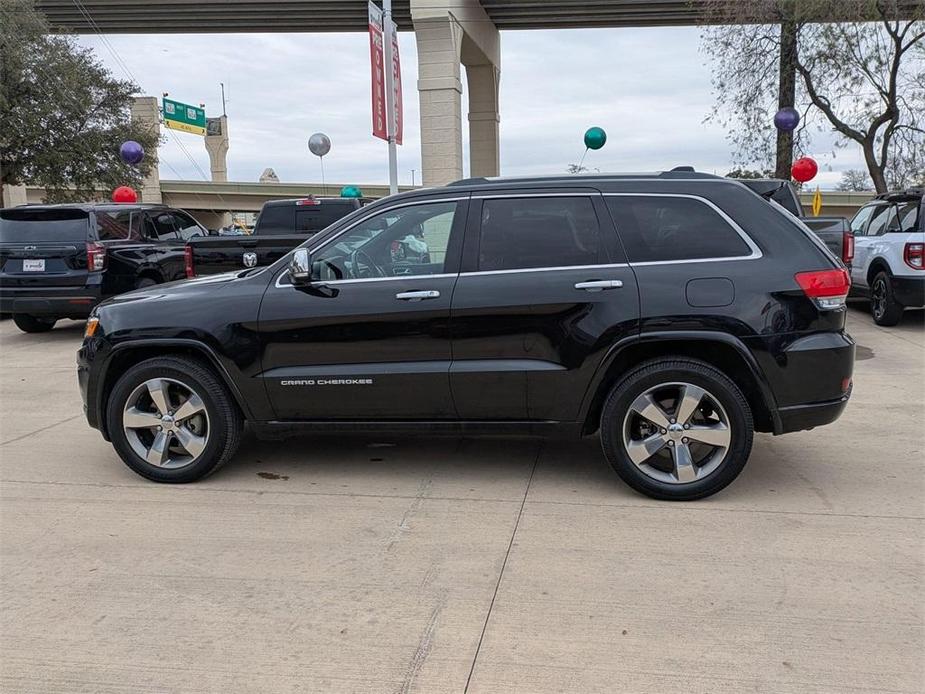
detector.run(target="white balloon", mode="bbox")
[308,132,331,157]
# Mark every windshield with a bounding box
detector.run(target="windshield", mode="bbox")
[0,209,90,243]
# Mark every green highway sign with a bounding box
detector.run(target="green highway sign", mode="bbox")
[162,97,206,135]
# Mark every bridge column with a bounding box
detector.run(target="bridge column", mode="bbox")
[412,0,500,186]
[466,63,500,178]
[130,97,162,203]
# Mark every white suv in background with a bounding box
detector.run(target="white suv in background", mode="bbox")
[848,189,924,325]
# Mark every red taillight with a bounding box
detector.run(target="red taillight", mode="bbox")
[904,242,924,270]
[795,267,851,310]
[86,241,106,271]
[842,231,854,264]
[184,244,195,278]
[296,196,319,206]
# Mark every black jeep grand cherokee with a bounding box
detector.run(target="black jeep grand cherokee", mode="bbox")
[78,172,854,500]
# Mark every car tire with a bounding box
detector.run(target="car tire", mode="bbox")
[870,271,903,326]
[106,356,243,483]
[135,276,158,290]
[600,358,754,501]
[12,313,57,333]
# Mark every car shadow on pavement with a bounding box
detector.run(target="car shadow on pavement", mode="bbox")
[213,428,807,505]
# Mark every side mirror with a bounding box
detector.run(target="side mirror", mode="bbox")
[288,248,312,284]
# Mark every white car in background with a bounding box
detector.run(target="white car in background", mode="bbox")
[848,189,924,325]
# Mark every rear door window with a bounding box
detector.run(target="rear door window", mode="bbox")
[0,209,90,243]
[865,205,895,236]
[172,211,205,240]
[606,195,752,262]
[477,196,607,271]
[150,212,180,241]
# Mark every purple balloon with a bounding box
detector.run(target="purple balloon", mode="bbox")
[774,107,800,132]
[120,140,144,165]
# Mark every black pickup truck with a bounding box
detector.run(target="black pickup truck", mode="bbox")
[737,178,854,265]
[185,197,366,277]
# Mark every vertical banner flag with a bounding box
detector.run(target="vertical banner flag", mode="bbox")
[812,186,822,216]
[390,19,403,145]
[368,2,387,141]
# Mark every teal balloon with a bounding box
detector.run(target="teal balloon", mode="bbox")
[584,127,607,150]
[340,185,363,198]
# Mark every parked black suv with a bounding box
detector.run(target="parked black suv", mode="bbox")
[1,203,208,332]
[78,172,855,500]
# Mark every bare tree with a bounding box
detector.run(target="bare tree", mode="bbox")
[836,169,874,191]
[702,0,924,193]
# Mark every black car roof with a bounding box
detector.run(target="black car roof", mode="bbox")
[13,203,168,212]
[446,170,723,188]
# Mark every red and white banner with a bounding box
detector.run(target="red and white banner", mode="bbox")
[390,19,403,145]
[368,2,387,141]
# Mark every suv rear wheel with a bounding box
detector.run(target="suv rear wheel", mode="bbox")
[870,270,904,326]
[12,313,57,333]
[106,356,242,483]
[600,358,754,501]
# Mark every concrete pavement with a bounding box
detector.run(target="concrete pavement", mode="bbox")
[1,307,922,693]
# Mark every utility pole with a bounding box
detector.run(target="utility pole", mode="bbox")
[382,0,398,195]
[411,169,415,187]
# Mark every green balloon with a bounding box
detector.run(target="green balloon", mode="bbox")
[584,127,607,150]
[340,185,363,198]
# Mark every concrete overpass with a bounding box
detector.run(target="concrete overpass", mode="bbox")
[36,0,921,188]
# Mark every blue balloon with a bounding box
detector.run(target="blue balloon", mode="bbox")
[774,107,800,132]
[120,140,144,165]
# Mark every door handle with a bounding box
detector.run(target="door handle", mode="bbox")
[395,290,440,301]
[574,280,624,292]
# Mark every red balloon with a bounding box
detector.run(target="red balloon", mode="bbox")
[791,157,818,183]
[112,186,138,203]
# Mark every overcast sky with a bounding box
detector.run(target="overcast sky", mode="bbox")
[78,27,864,190]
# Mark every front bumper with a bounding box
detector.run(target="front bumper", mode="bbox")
[891,275,925,308]
[1,284,102,318]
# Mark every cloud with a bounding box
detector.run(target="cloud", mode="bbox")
[78,26,869,190]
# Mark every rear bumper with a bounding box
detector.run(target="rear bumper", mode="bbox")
[777,386,852,434]
[891,275,925,308]
[747,330,855,435]
[0,285,101,318]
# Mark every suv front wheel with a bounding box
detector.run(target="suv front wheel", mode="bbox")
[106,356,243,483]
[600,358,754,501]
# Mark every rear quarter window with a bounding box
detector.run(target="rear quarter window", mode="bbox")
[606,195,753,262]
[0,209,90,243]
[96,210,133,240]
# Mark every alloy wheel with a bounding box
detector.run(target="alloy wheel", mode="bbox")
[872,278,886,320]
[122,378,210,469]
[622,381,731,485]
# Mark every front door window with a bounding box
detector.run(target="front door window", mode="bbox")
[312,201,458,281]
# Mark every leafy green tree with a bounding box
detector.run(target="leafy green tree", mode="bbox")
[702,0,924,193]
[0,0,159,202]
